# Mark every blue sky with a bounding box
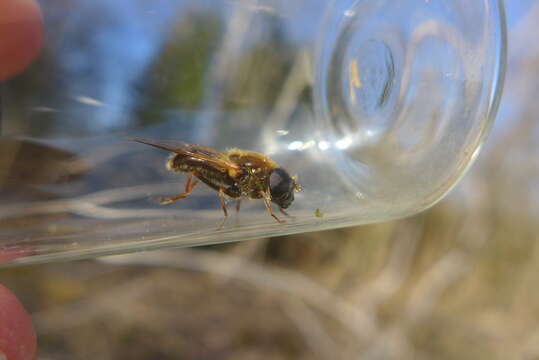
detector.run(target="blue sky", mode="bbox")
[38,0,532,135]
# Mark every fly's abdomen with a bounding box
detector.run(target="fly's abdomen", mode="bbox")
[167,154,241,198]
[196,171,241,198]
[167,154,218,174]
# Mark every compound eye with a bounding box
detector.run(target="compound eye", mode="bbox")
[269,168,295,208]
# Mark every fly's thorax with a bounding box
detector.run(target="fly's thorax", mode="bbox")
[226,149,279,169]
[234,166,270,199]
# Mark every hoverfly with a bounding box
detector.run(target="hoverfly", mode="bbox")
[132,138,301,223]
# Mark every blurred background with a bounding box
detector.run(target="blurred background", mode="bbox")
[2,0,539,359]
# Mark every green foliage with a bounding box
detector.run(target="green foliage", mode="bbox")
[135,12,223,125]
[135,11,297,126]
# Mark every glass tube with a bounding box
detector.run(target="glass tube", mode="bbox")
[0,0,506,266]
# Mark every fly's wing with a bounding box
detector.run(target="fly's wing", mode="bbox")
[130,138,241,173]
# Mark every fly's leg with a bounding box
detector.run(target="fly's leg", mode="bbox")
[160,174,199,205]
[236,199,241,213]
[261,193,283,224]
[233,199,242,225]
[217,188,229,230]
[219,189,228,217]
[279,207,293,218]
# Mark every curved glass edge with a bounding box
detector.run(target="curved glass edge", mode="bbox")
[424,0,507,210]
[314,0,508,215]
[1,215,373,268]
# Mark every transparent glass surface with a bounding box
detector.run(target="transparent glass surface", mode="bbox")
[0,0,506,266]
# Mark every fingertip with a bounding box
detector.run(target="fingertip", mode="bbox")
[0,0,44,80]
[0,285,37,360]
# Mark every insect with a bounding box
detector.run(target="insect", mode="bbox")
[132,138,301,224]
